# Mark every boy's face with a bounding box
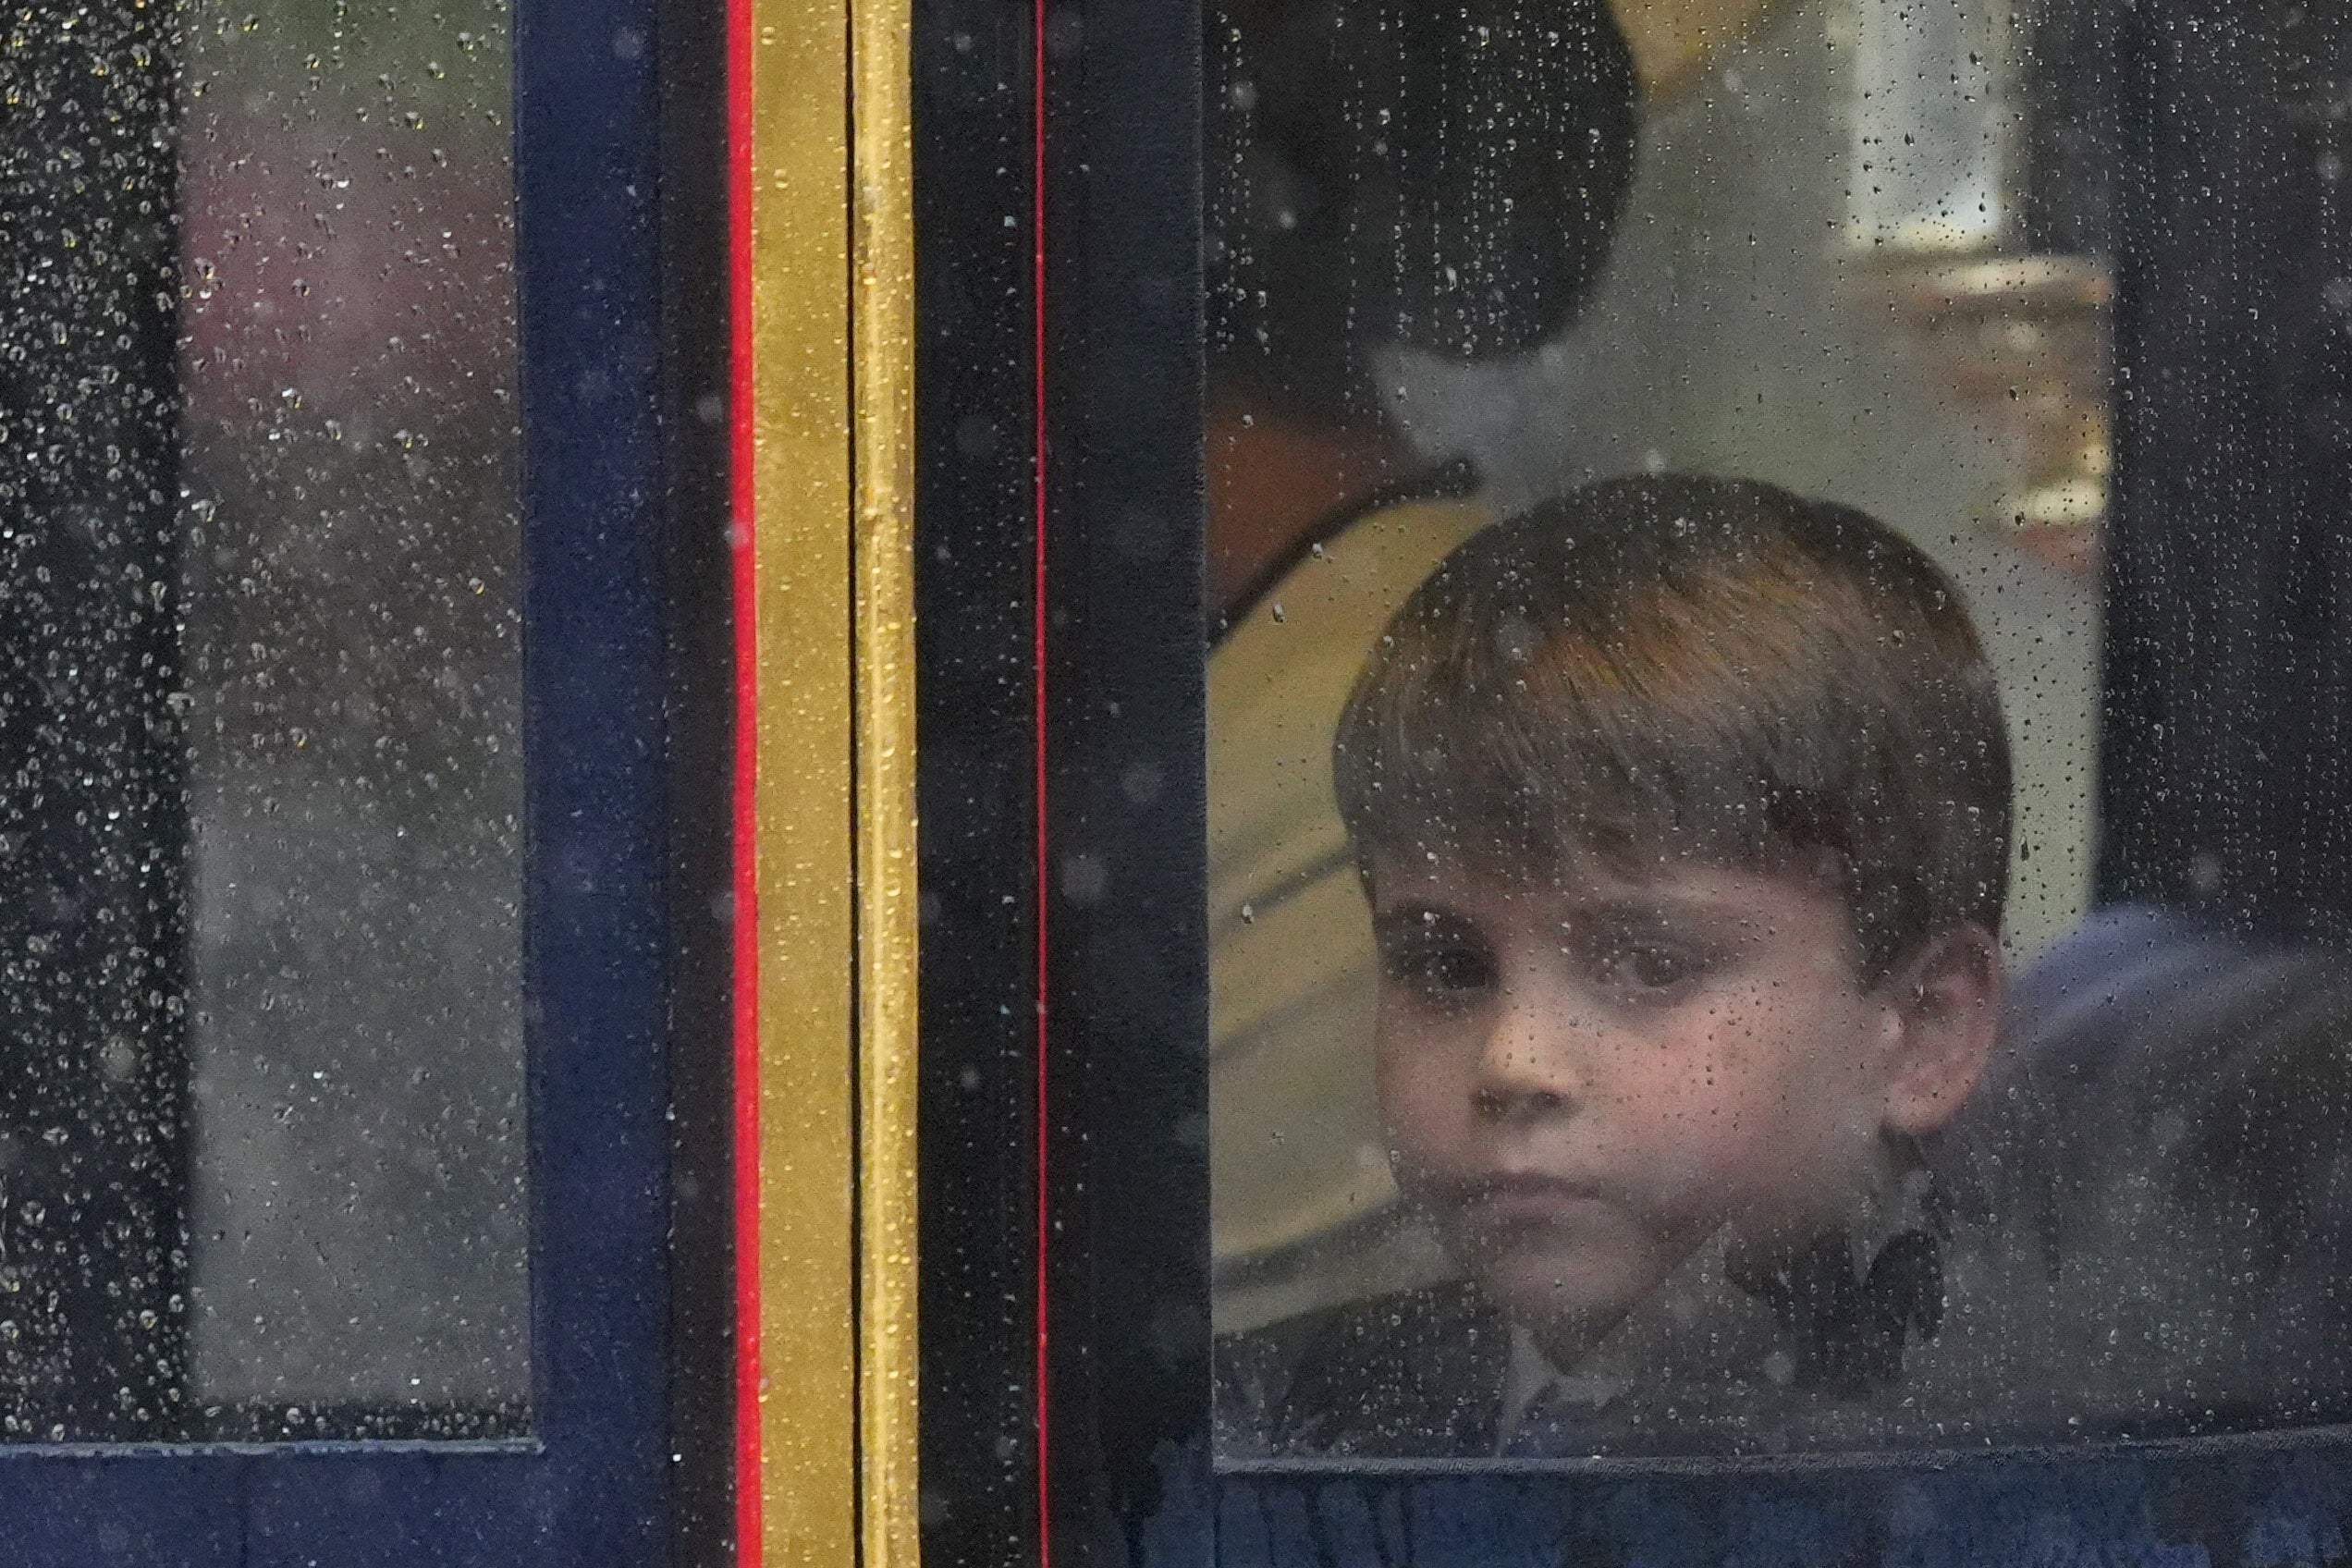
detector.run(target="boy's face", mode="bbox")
[1369,849,1920,1352]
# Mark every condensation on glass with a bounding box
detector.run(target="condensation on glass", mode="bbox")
[1208,0,2352,1461]
[1,2,522,1439]
[176,0,525,1437]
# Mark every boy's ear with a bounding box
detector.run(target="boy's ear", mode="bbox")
[1874,923,2004,1138]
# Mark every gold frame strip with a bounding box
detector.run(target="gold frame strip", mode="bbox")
[850,0,922,1552]
[749,0,856,1557]
[749,0,917,1554]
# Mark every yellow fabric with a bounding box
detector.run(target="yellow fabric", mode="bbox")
[1209,496,1494,1267]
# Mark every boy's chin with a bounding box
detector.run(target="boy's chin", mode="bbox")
[1464,1243,1660,1349]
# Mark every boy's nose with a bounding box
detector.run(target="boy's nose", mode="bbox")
[1471,986,1589,1122]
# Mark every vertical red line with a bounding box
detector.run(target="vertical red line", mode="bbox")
[1032,0,1053,1560]
[727,0,765,1553]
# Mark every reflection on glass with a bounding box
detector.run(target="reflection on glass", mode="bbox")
[0,0,523,1439]
[177,3,526,1431]
[1211,0,2352,1459]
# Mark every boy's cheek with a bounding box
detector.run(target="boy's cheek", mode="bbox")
[1599,1075,1834,1226]
[1615,1121,1731,1215]
[1372,1020,1467,1122]
[1374,1067,1463,1175]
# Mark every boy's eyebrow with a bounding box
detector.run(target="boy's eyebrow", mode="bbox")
[1572,889,1726,925]
[1373,881,1757,931]
[1573,888,1798,945]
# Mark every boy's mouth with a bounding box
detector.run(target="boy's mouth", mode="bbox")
[1432,1171,1617,1231]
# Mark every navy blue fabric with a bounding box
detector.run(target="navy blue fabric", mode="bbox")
[2003,903,2339,1089]
[0,1,678,1559]
[1960,903,2352,1244]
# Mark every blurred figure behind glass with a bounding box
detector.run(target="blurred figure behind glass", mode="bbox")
[1205,0,1640,1325]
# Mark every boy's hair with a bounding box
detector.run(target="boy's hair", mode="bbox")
[1333,475,2011,977]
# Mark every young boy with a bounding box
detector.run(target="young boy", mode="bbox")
[1216,474,2015,1457]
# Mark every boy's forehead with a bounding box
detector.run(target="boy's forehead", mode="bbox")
[1370,843,1726,907]
[1364,841,1844,922]
[1370,842,1616,895]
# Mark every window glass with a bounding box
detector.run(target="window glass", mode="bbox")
[177,0,525,1435]
[2,0,524,1440]
[1208,0,2351,1459]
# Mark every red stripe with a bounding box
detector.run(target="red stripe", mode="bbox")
[1032,0,1053,1559]
[727,0,765,1551]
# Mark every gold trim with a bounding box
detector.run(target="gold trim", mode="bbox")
[850,0,922,1550]
[749,0,856,1562]
[750,0,917,1554]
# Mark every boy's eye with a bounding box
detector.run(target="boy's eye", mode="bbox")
[1380,940,1495,1001]
[1590,938,1712,998]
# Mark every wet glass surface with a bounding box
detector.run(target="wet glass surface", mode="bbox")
[1,0,524,1439]
[1207,0,2352,1460]
[175,0,527,1435]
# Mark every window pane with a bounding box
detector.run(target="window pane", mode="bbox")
[1,0,525,1439]
[176,0,526,1435]
[1210,0,2352,1460]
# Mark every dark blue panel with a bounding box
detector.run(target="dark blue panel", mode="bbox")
[0,1469,240,1564]
[0,0,680,1556]
[1217,1442,2352,1568]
